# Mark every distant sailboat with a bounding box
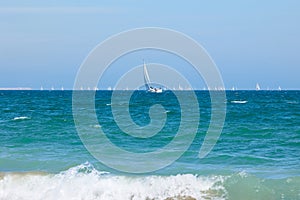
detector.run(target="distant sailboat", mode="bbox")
[40,86,44,91]
[143,61,162,93]
[178,84,183,91]
[51,86,54,91]
[256,83,261,91]
[278,86,282,91]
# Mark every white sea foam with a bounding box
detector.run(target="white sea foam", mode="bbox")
[286,101,298,104]
[231,100,248,104]
[12,116,30,121]
[93,124,101,128]
[0,162,226,200]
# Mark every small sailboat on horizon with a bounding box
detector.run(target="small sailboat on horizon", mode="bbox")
[256,83,261,91]
[143,61,162,93]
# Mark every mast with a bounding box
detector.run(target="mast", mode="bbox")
[143,60,151,90]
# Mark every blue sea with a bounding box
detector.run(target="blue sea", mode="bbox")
[0,90,299,200]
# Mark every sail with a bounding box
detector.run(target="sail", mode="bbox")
[143,61,151,90]
[142,61,163,93]
[256,83,261,90]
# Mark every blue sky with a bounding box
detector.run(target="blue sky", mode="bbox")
[0,0,299,89]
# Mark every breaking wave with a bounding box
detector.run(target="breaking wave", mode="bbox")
[0,162,226,200]
[12,116,30,121]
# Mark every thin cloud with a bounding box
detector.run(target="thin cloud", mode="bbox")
[0,6,124,14]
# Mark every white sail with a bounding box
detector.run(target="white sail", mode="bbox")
[178,84,183,91]
[143,61,151,90]
[143,61,162,93]
[256,83,261,91]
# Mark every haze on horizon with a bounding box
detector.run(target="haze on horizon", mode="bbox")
[0,1,299,90]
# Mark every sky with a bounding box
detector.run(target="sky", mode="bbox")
[0,0,299,90]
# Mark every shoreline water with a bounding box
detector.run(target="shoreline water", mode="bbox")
[0,90,299,199]
[1,162,299,200]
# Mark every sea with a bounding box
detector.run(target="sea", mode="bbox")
[0,90,299,200]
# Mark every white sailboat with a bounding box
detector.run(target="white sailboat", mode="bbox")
[256,83,261,91]
[178,84,183,91]
[143,61,162,93]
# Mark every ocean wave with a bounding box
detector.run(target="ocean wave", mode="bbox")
[231,100,248,104]
[286,101,298,104]
[93,124,101,128]
[12,116,30,121]
[89,124,101,128]
[1,163,299,200]
[0,162,226,200]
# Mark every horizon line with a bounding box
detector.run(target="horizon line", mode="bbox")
[1,88,299,91]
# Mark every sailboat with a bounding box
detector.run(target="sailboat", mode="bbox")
[143,61,162,93]
[178,84,183,91]
[256,83,261,91]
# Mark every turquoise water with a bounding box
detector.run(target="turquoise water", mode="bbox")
[0,90,299,199]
